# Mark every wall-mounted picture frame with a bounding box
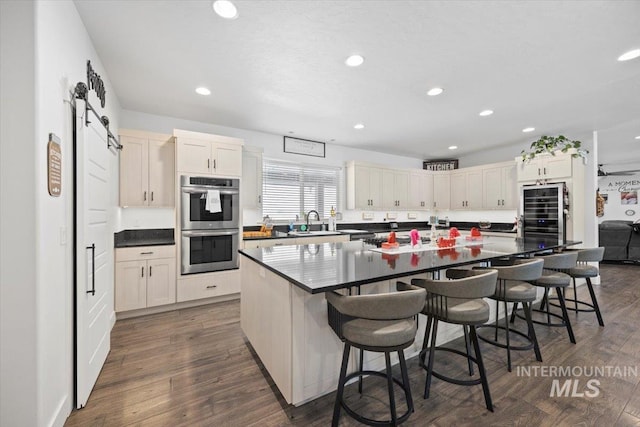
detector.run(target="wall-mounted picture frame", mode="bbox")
[423,159,459,171]
[283,136,326,158]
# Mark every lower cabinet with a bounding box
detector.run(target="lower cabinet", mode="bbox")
[115,245,176,312]
[177,269,240,302]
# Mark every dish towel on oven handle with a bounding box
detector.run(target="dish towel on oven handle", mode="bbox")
[205,189,222,213]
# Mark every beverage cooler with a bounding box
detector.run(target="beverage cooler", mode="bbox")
[520,183,566,242]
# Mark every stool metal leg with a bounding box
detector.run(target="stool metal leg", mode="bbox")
[586,278,605,326]
[469,325,493,412]
[332,343,351,427]
[398,349,414,414]
[556,287,576,344]
[573,278,578,312]
[424,318,438,399]
[358,349,364,394]
[384,352,398,426]
[463,325,474,376]
[510,301,518,324]
[523,301,542,362]
[503,300,512,372]
[420,315,433,368]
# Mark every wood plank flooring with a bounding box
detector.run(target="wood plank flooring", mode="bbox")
[65,264,640,426]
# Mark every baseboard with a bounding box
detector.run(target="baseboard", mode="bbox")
[48,394,70,427]
[109,310,116,329]
[116,293,240,320]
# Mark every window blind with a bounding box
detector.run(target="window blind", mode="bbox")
[262,159,340,221]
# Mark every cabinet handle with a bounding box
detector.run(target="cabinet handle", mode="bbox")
[501,199,505,206]
[140,251,154,255]
[141,266,144,278]
[206,285,217,289]
[151,191,154,202]
[86,244,95,296]
[143,191,147,201]
[544,167,547,175]
[538,168,541,176]
[258,195,261,204]
[213,159,217,170]
[149,266,152,276]
[208,159,210,169]
[275,243,283,246]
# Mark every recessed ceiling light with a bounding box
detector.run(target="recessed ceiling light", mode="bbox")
[479,110,494,117]
[354,123,365,130]
[212,0,238,19]
[345,55,365,67]
[427,87,444,96]
[448,145,458,150]
[522,127,535,133]
[195,87,211,96]
[617,49,640,62]
[635,135,640,140]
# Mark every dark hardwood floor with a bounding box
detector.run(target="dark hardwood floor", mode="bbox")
[65,263,640,426]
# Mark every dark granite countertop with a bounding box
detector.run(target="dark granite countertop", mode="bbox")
[114,229,175,248]
[239,237,580,294]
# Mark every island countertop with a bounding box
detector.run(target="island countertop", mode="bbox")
[238,236,581,294]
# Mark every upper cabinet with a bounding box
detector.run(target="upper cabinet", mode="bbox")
[242,147,263,210]
[450,168,483,210]
[346,162,384,209]
[408,170,433,210]
[516,153,572,182]
[432,172,451,210]
[382,169,409,208]
[175,129,243,177]
[483,162,517,209]
[119,129,175,208]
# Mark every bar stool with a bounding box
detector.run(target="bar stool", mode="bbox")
[547,247,605,326]
[409,269,498,412]
[475,258,544,372]
[326,284,426,427]
[511,251,578,344]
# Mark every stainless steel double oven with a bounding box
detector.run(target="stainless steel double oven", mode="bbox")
[180,175,240,275]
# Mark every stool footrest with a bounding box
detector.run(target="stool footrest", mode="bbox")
[419,347,483,386]
[476,324,535,351]
[547,296,596,313]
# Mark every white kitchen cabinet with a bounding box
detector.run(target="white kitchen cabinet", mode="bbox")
[408,170,433,210]
[450,169,483,210]
[347,162,384,209]
[242,147,263,209]
[483,162,517,209]
[119,130,175,207]
[517,153,572,182]
[115,245,176,312]
[177,269,240,302]
[175,129,243,177]
[382,169,409,208]
[432,172,450,210]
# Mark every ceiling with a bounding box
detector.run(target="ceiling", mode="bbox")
[75,0,640,166]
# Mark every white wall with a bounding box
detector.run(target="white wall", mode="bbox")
[1,2,38,426]
[1,2,121,426]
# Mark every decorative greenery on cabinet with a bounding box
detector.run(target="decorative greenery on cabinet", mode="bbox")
[520,135,588,162]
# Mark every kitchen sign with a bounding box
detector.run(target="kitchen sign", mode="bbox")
[47,133,62,197]
[423,159,459,171]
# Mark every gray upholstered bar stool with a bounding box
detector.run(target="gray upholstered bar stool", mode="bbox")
[326,284,426,427]
[548,247,605,326]
[475,258,544,372]
[409,269,498,412]
[511,251,579,344]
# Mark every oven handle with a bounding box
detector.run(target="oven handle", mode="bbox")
[182,187,239,195]
[182,230,239,237]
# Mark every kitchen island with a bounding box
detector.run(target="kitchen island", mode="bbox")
[239,236,579,406]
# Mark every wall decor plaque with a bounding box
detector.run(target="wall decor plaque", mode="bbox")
[48,133,62,197]
[283,136,325,158]
[423,159,459,171]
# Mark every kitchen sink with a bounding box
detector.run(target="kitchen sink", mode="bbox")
[288,230,341,236]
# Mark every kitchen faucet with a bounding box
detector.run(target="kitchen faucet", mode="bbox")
[306,210,320,229]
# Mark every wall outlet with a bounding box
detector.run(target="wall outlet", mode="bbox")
[362,212,374,220]
[407,212,417,219]
[386,212,398,220]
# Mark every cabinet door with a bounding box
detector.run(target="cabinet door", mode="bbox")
[408,171,431,209]
[115,260,147,312]
[543,155,572,179]
[176,138,211,174]
[394,171,409,208]
[148,137,175,207]
[146,258,176,308]
[119,136,149,207]
[212,142,242,176]
[381,169,396,208]
[483,166,503,209]
[353,165,372,209]
[501,164,517,209]
[466,170,484,209]
[432,173,450,210]
[368,167,383,209]
[450,173,467,210]
[516,159,542,182]
[242,150,263,209]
